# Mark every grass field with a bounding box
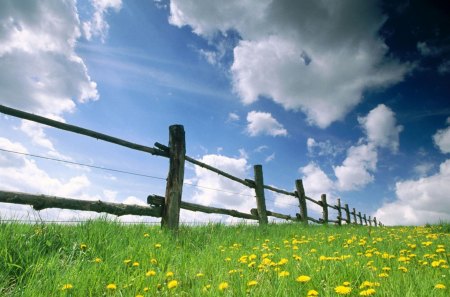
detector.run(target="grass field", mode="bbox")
[0,219,448,296]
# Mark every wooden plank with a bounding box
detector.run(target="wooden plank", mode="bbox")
[0,190,162,217]
[308,216,322,224]
[263,185,295,196]
[321,194,328,224]
[149,195,257,220]
[161,125,185,231]
[305,196,322,206]
[253,165,268,225]
[251,209,297,221]
[0,104,167,157]
[295,179,308,225]
[185,155,253,188]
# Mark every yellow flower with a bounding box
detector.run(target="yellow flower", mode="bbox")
[343,281,351,286]
[94,258,102,263]
[278,271,290,277]
[247,280,258,287]
[378,273,389,278]
[124,259,132,265]
[335,285,352,295]
[150,258,158,265]
[146,270,156,277]
[203,284,211,292]
[196,273,204,277]
[132,262,139,267]
[219,282,229,291]
[359,288,376,296]
[434,284,446,289]
[106,283,117,290]
[154,243,162,248]
[167,280,178,289]
[296,275,311,283]
[61,284,73,291]
[143,233,149,237]
[166,271,174,278]
[398,266,408,272]
[80,243,87,250]
[136,295,144,297]
[307,289,319,296]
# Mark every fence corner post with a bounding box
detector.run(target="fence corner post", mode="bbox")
[321,194,328,224]
[161,124,185,231]
[254,165,268,225]
[295,179,308,225]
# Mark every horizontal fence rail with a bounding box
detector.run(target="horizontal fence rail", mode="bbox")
[0,104,382,229]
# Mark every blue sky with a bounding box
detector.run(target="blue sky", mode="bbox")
[1,0,449,225]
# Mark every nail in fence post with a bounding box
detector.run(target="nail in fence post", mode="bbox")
[161,125,185,231]
[254,165,268,225]
[336,198,342,226]
[295,179,308,225]
[321,194,328,224]
[344,204,351,224]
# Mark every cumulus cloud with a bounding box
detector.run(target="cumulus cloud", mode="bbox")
[169,0,411,128]
[246,111,287,137]
[374,159,450,225]
[184,153,256,222]
[307,138,344,157]
[82,0,122,42]
[432,117,450,154]
[358,104,403,153]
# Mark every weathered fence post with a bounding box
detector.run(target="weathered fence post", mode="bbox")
[358,212,363,225]
[373,217,378,227]
[295,179,308,225]
[336,198,342,226]
[321,194,328,224]
[161,125,185,231]
[344,204,351,224]
[368,216,372,227]
[363,214,368,226]
[254,165,268,225]
[352,208,357,224]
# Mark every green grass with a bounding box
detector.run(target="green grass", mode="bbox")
[0,219,448,296]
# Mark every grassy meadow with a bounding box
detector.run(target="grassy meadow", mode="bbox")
[0,219,448,296]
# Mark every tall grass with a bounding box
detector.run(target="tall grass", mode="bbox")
[0,219,448,296]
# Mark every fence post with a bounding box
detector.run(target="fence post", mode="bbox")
[161,125,185,231]
[368,216,372,227]
[254,165,268,225]
[336,198,342,226]
[344,204,350,224]
[352,208,357,224]
[358,212,363,225]
[373,217,378,227]
[295,179,308,225]
[321,194,328,224]
[363,214,368,226]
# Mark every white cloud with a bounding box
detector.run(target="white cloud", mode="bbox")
[169,0,411,128]
[334,144,378,191]
[0,0,99,117]
[227,112,240,122]
[265,153,275,163]
[307,137,344,157]
[246,111,287,137]
[82,0,122,42]
[374,159,450,225]
[299,162,334,201]
[185,153,255,222]
[432,117,450,154]
[358,104,403,153]
[413,162,434,177]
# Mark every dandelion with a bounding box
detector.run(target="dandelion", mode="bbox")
[335,285,352,295]
[278,271,290,277]
[434,284,446,289]
[132,262,139,267]
[143,233,149,237]
[143,287,149,292]
[203,284,211,292]
[124,259,132,265]
[167,280,178,289]
[150,258,158,265]
[378,273,389,278]
[94,258,102,263]
[398,266,408,272]
[307,289,319,296]
[296,275,311,283]
[219,282,229,291]
[166,271,174,278]
[359,288,376,296]
[106,283,117,290]
[80,243,87,250]
[154,243,162,248]
[343,281,351,286]
[196,273,204,277]
[146,270,156,277]
[136,295,144,297]
[61,284,73,291]
[247,280,258,287]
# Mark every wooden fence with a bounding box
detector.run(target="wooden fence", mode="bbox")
[0,104,382,230]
